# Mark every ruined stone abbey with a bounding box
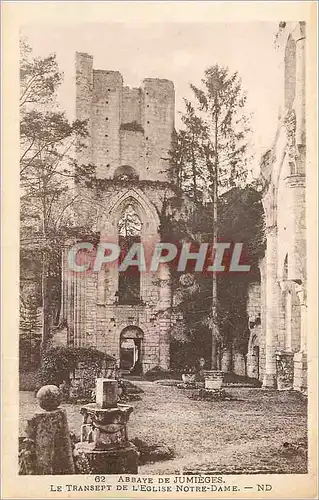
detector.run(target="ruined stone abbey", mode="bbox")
[60,51,178,373]
[246,22,307,391]
[58,22,307,390]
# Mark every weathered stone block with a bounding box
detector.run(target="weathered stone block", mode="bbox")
[96,378,118,408]
[24,408,75,475]
[203,370,224,390]
[74,442,139,474]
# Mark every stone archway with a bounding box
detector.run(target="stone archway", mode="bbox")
[119,326,144,374]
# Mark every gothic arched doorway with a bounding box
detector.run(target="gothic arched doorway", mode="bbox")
[119,326,144,374]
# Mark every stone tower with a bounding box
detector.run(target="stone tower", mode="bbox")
[60,53,179,373]
[75,52,175,182]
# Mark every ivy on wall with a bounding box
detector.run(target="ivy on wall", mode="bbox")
[40,346,115,385]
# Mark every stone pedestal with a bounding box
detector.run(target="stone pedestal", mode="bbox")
[73,378,139,474]
[276,351,294,391]
[203,370,224,390]
[74,442,138,474]
[293,351,307,392]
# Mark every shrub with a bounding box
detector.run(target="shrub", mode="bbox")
[131,437,175,464]
[40,346,114,386]
[19,369,42,391]
[144,366,181,381]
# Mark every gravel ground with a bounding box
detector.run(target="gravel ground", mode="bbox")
[19,381,307,474]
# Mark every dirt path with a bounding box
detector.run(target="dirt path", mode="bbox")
[128,381,307,474]
[20,381,307,474]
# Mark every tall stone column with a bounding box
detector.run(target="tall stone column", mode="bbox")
[294,24,305,147]
[285,289,292,350]
[262,226,279,388]
[158,264,171,370]
[73,267,79,345]
[293,284,307,391]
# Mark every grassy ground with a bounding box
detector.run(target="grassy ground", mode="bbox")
[20,381,307,474]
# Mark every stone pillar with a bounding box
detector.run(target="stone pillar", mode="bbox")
[68,271,75,345]
[20,385,75,475]
[158,318,170,370]
[295,24,305,147]
[276,351,294,390]
[158,264,171,370]
[285,289,292,350]
[258,257,267,382]
[60,247,66,322]
[64,241,74,344]
[233,352,246,376]
[263,227,279,388]
[293,284,307,391]
[76,52,93,166]
[221,346,232,373]
[247,351,259,379]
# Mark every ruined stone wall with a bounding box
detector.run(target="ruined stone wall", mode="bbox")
[246,281,265,381]
[61,248,175,372]
[120,130,144,175]
[141,79,175,182]
[258,22,306,391]
[75,53,175,182]
[247,283,261,322]
[76,53,93,166]
[63,54,178,371]
[122,87,142,124]
[92,70,123,179]
[258,257,266,381]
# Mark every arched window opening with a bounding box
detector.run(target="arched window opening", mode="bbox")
[118,205,142,305]
[284,36,296,110]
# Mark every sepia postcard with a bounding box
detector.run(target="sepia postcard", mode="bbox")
[1,1,318,498]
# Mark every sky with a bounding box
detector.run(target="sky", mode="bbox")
[21,22,282,173]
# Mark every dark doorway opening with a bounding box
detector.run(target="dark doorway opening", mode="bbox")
[119,326,144,375]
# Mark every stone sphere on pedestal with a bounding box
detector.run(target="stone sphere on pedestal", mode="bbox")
[36,385,62,411]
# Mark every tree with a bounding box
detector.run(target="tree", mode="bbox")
[216,186,265,370]
[169,102,208,202]
[169,65,252,369]
[20,38,94,353]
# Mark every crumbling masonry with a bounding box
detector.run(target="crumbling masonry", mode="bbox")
[59,52,179,373]
[246,22,307,391]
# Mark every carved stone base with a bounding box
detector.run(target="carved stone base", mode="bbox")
[74,442,139,474]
